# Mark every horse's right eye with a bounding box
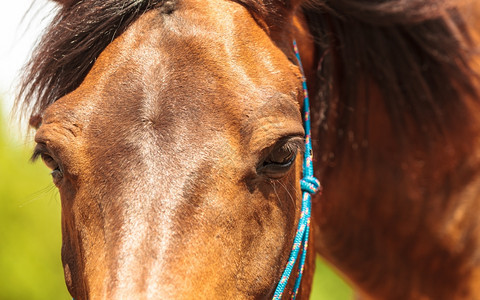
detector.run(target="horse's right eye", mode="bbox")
[32,144,64,185]
[41,153,64,185]
[40,152,58,171]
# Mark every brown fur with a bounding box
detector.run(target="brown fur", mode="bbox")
[304,0,480,299]
[15,0,480,299]
[19,0,316,298]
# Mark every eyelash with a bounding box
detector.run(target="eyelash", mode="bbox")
[31,143,49,163]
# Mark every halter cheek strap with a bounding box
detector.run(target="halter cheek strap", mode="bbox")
[272,41,321,300]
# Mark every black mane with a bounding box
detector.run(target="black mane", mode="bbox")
[16,0,176,123]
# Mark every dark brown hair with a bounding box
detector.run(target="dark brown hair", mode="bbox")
[303,0,479,144]
[16,0,176,123]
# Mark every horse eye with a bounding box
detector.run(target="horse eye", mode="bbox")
[39,153,62,181]
[40,153,63,185]
[264,145,296,166]
[40,153,58,170]
[258,138,303,179]
[32,144,64,185]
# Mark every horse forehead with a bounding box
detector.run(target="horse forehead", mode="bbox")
[151,0,300,105]
[42,0,301,142]
[98,8,293,109]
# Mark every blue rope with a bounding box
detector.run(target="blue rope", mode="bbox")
[272,40,321,300]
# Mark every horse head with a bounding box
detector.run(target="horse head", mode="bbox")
[19,0,480,299]
[20,0,318,298]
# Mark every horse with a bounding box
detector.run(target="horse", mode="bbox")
[15,0,480,298]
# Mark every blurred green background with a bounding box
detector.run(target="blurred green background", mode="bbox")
[0,104,352,299]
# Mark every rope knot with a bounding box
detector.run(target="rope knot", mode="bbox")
[300,176,321,194]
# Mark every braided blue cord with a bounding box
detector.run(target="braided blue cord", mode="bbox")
[272,40,321,300]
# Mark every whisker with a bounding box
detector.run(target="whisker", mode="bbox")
[276,180,297,210]
[18,183,58,208]
[271,180,281,204]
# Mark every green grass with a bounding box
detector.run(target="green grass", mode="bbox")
[0,111,70,299]
[311,258,353,300]
[0,107,352,299]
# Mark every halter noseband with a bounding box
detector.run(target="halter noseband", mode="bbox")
[272,41,321,300]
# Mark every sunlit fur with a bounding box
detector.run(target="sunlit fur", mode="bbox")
[16,0,480,299]
[19,0,315,298]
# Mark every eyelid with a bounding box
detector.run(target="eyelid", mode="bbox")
[274,136,305,156]
[31,143,63,186]
[258,136,305,167]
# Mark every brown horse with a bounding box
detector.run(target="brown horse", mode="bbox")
[16,0,480,299]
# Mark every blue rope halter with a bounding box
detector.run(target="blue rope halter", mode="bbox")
[272,41,321,300]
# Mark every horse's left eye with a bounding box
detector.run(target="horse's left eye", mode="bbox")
[258,138,303,179]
